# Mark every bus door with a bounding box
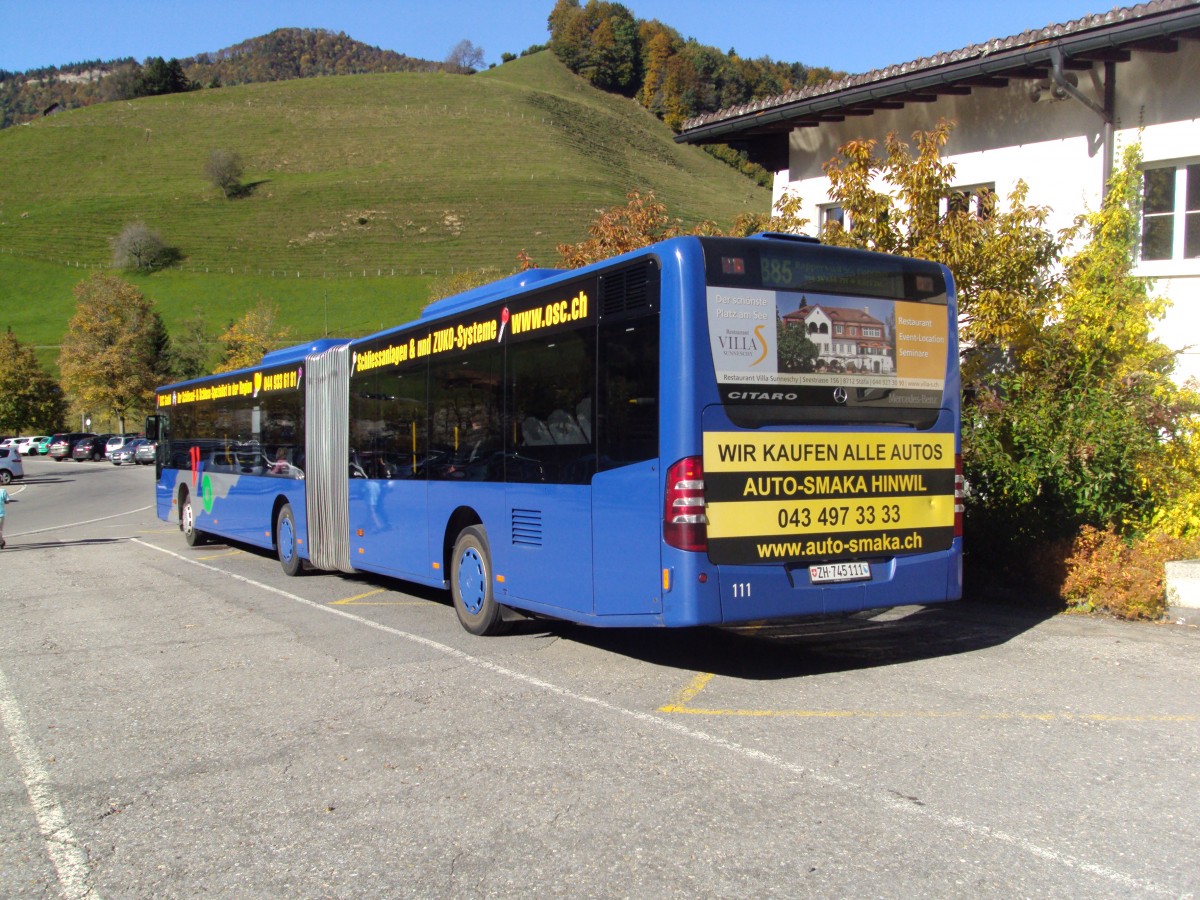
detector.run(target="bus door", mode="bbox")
[590,313,662,617]
[503,332,595,615]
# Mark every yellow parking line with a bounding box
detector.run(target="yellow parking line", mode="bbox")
[330,588,423,606]
[658,672,714,712]
[331,588,388,605]
[658,673,1196,721]
[196,549,241,560]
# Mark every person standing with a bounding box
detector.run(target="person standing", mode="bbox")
[0,485,9,549]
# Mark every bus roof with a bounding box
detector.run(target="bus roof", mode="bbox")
[420,268,565,321]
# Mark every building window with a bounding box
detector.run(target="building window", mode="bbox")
[1141,163,1200,261]
[944,184,995,219]
[821,204,846,231]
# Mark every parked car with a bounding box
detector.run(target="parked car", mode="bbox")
[49,432,93,461]
[111,439,147,466]
[0,447,24,485]
[104,435,136,459]
[135,440,157,465]
[19,436,50,455]
[34,436,53,455]
[73,434,115,461]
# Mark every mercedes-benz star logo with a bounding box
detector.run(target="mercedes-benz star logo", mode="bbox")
[832,387,848,405]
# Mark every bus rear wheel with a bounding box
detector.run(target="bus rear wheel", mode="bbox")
[181,492,206,547]
[450,526,509,636]
[276,502,303,577]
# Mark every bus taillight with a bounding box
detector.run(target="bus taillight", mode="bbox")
[664,456,708,552]
[954,453,964,538]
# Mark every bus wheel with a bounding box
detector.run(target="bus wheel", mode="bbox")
[276,503,303,577]
[451,526,509,636]
[181,493,207,547]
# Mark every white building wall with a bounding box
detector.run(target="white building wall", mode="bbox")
[776,43,1200,384]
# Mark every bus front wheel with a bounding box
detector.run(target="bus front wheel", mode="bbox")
[276,503,303,577]
[450,526,509,636]
[181,493,206,547]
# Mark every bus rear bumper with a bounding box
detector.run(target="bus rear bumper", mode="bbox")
[706,539,963,626]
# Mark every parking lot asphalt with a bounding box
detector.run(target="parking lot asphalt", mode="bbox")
[1,454,1197,898]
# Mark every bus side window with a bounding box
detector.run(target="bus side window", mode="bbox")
[508,329,594,485]
[597,316,659,470]
[429,345,502,482]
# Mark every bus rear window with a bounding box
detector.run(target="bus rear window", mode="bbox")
[701,238,950,427]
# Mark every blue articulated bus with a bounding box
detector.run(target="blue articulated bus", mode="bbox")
[150,233,962,634]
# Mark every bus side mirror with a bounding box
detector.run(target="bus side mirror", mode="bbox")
[145,415,160,441]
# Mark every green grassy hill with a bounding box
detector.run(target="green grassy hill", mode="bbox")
[0,52,768,364]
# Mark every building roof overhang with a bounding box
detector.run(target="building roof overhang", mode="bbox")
[675,0,1200,151]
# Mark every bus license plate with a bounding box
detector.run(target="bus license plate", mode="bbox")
[809,562,872,584]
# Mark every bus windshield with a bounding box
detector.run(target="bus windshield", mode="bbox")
[701,237,949,428]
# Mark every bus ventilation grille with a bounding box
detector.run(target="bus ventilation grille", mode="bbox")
[600,264,655,317]
[511,508,544,547]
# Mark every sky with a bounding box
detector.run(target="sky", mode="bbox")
[2,0,1116,76]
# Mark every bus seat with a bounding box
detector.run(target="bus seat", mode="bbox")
[522,416,553,446]
[548,409,586,445]
[576,398,592,442]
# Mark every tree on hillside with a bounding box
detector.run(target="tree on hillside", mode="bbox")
[111,221,173,270]
[215,300,291,373]
[136,57,196,96]
[204,148,245,198]
[169,311,215,381]
[549,0,838,128]
[58,274,173,434]
[0,328,68,434]
[549,0,641,95]
[446,40,485,74]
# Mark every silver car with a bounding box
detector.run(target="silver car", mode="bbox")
[134,441,157,465]
[111,439,147,466]
[0,447,24,485]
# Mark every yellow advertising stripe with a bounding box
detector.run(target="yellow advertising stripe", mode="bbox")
[703,431,954,474]
[707,495,955,539]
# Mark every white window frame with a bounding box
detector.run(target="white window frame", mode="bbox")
[1137,159,1200,276]
[941,183,996,219]
[820,203,847,232]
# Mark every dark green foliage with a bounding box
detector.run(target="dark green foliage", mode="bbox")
[549,0,840,130]
[702,144,772,188]
[136,57,196,97]
[776,315,819,372]
[168,312,215,382]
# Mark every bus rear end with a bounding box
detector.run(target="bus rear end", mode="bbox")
[661,235,961,625]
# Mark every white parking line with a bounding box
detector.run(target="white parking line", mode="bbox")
[0,664,102,900]
[132,537,1175,896]
[8,506,153,538]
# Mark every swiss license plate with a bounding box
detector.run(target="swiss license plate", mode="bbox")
[809,561,872,584]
